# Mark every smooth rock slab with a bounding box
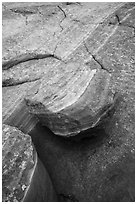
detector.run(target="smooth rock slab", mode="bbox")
[2,124,57,202]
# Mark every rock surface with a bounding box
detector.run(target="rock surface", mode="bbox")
[29,2,134,202]
[24,3,126,136]
[2,124,57,202]
[2,82,39,134]
[26,68,116,136]
[2,2,135,202]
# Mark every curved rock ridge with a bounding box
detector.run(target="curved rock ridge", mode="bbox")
[25,65,116,136]
[2,124,57,202]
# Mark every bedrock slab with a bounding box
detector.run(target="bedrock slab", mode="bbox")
[2,2,122,87]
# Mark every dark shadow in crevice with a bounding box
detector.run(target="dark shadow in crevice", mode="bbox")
[30,121,108,154]
[29,95,120,163]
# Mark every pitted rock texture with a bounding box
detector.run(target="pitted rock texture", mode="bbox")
[2,124,35,201]
[2,124,57,202]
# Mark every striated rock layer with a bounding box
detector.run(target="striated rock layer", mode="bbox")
[2,124,57,202]
[25,68,116,136]
[2,82,39,134]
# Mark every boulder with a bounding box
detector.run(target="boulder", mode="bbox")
[25,67,116,136]
[24,3,127,137]
[2,124,57,201]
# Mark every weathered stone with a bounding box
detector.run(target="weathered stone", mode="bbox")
[29,2,134,202]
[2,124,57,201]
[2,2,135,202]
[23,3,128,137]
[25,67,116,136]
[2,82,39,134]
[2,2,123,86]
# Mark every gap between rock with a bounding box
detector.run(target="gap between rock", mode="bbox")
[2,53,62,70]
[2,78,40,87]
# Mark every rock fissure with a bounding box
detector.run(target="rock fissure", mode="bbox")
[9,8,36,25]
[64,2,82,6]
[57,5,67,31]
[10,8,37,15]
[2,53,62,70]
[2,78,41,87]
[84,43,110,73]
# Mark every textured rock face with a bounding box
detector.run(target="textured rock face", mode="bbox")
[23,3,126,137]
[2,124,57,202]
[29,2,134,202]
[25,68,116,136]
[2,82,39,134]
[2,2,135,202]
[2,124,35,201]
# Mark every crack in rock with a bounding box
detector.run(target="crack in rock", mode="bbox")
[57,5,67,31]
[109,14,135,31]
[10,8,37,15]
[10,8,37,25]
[115,13,135,29]
[2,53,62,70]
[84,43,110,73]
[115,14,121,25]
[64,2,82,6]
[2,78,41,87]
